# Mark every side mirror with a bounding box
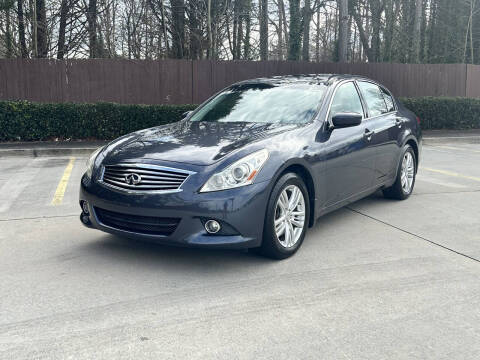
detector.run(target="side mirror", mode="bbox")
[183,111,193,118]
[331,113,362,128]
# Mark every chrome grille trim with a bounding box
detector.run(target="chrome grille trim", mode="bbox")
[99,163,195,193]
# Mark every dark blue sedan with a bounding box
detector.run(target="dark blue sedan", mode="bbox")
[79,75,422,259]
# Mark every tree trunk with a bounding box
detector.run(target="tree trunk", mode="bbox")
[315,8,320,62]
[31,0,37,57]
[87,0,98,58]
[18,0,28,58]
[279,0,289,56]
[420,0,427,62]
[232,0,241,59]
[426,0,437,62]
[236,19,243,60]
[370,1,383,61]
[104,0,114,57]
[464,0,477,63]
[171,0,185,58]
[412,0,422,62]
[288,0,301,60]
[470,0,475,63]
[188,0,200,59]
[302,0,312,61]
[259,0,268,60]
[337,0,348,62]
[244,0,251,59]
[159,0,169,56]
[384,0,392,62]
[352,11,374,62]
[474,0,480,64]
[278,0,284,59]
[57,0,69,59]
[352,13,357,62]
[207,0,212,58]
[36,0,47,57]
[235,0,243,59]
[5,7,12,58]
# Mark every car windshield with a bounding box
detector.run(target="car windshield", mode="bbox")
[189,83,327,124]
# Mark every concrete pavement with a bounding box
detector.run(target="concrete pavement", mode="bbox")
[0,140,479,359]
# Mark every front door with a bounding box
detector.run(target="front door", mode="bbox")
[322,81,377,208]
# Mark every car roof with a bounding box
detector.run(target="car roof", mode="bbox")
[234,74,374,87]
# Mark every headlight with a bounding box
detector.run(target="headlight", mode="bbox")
[200,149,269,192]
[85,147,104,178]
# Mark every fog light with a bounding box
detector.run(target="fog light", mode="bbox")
[80,214,90,225]
[81,201,90,215]
[205,220,221,234]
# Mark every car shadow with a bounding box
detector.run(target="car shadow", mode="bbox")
[78,232,277,274]
[78,191,392,273]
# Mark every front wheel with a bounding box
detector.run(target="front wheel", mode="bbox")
[383,144,416,200]
[259,173,310,259]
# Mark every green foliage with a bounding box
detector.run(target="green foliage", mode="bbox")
[1,98,479,142]
[400,97,480,130]
[0,101,197,141]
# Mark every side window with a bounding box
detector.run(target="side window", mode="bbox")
[381,87,395,112]
[330,82,364,119]
[358,81,388,117]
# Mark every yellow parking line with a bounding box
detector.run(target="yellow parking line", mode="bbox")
[420,167,480,183]
[51,157,76,206]
[435,145,480,154]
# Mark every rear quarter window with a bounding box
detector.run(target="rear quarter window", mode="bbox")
[381,87,396,112]
[357,81,388,117]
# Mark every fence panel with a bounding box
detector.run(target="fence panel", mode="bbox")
[1,59,477,104]
[467,65,480,99]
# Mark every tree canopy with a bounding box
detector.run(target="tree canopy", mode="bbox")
[0,0,478,63]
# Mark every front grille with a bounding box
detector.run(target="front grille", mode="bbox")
[101,163,192,192]
[95,207,180,236]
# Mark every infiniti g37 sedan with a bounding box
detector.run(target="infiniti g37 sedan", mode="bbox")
[80,75,421,259]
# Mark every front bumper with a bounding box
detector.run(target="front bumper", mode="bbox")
[79,174,272,249]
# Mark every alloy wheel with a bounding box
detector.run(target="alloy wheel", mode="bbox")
[400,151,415,194]
[274,185,306,248]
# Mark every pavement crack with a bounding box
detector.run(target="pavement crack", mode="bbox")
[0,214,77,222]
[346,207,480,264]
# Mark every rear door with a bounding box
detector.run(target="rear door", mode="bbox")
[322,81,377,207]
[357,81,400,183]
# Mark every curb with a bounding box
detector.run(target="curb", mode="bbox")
[0,147,98,158]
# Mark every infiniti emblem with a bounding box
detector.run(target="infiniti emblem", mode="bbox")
[125,173,142,185]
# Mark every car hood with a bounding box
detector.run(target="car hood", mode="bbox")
[103,121,302,166]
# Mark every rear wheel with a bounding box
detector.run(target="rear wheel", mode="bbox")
[260,173,309,259]
[383,144,416,200]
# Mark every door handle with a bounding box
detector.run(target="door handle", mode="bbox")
[395,118,403,128]
[364,129,375,141]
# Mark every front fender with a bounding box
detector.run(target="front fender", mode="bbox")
[266,157,320,228]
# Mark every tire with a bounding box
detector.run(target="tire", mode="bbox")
[259,173,310,260]
[383,144,416,200]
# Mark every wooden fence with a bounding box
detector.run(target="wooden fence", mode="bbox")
[2,59,480,104]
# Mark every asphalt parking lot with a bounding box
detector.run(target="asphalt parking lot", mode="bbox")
[1,140,480,359]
